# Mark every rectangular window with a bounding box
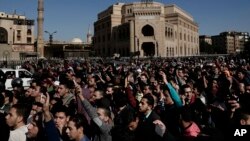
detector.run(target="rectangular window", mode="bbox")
[17,36,21,41]
[108,33,111,41]
[17,30,21,36]
[27,37,32,43]
[27,29,32,35]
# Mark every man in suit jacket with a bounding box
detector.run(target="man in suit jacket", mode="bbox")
[135,94,167,141]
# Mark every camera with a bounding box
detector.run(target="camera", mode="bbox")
[226,90,239,102]
[227,94,239,102]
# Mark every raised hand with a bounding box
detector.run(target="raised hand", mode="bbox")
[159,70,167,83]
[74,82,84,101]
[43,93,52,122]
[43,93,49,110]
[153,119,166,137]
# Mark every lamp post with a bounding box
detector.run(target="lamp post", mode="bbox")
[44,30,57,46]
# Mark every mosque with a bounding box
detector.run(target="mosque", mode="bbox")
[93,1,199,57]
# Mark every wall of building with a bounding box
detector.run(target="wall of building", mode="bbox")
[94,2,199,57]
[211,31,249,54]
[0,12,35,60]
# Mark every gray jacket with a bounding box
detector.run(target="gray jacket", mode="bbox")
[81,99,113,141]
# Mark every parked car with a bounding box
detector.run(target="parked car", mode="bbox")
[0,68,33,90]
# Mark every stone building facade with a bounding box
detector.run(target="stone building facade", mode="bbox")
[0,12,36,60]
[212,31,249,54]
[199,35,212,45]
[93,2,199,57]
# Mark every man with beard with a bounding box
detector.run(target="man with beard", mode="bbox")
[26,93,60,141]
[89,90,110,110]
[5,104,29,141]
[135,94,167,141]
[0,94,9,141]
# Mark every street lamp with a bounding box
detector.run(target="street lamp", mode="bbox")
[44,30,57,46]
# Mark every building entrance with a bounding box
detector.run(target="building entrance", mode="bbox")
[142,42,155,56]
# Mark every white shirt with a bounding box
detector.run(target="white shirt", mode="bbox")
[8,125,28,141]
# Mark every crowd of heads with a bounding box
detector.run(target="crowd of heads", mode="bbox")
[0,55,250,141]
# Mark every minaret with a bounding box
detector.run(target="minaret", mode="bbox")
[37,0,44,57]
[87,25,92,44]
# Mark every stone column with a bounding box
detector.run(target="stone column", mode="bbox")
[130,20,134,53]
[37,0,44,57]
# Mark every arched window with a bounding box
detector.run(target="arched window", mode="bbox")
[0,27,8,43]
[141,25,154,36]
[27,29,32,35]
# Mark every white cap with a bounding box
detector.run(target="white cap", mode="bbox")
[136,68,142,73]
[54,81,60,86]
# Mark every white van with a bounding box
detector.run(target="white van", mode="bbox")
[0,68,33,90]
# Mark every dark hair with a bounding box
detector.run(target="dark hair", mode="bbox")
[0,81,5,92]
[53,105,69,117]
[69,114,88,129]
[115,106,137,126]
[0,94,4,107]
[13,91,25,104]
[28,112,46,141]
[180,84,191,94]
[142,94,154,107]
[33,102,43,108]
[31,79,40,86]
[162,84,170,92]
[99,107,112,119]
[11,103,30,124]
[113,93,127,108]
[238,109,250,121]
[143,84,153,91]
[95,89,104,97]
[0,70,6,83]
[11,78,23,88]
[68,114,90,138]
[40,86,47,95]
[59,79,75,89]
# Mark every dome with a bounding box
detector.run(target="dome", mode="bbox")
[71,38,83,44]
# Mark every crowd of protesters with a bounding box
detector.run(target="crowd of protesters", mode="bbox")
[0,55,250,141]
